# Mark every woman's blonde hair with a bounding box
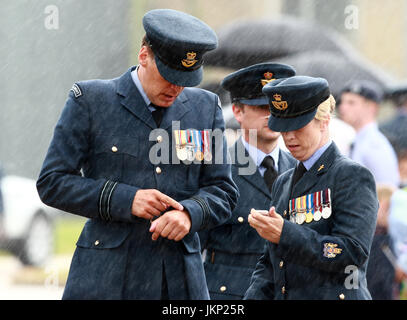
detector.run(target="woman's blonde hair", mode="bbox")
[314,94,336,121]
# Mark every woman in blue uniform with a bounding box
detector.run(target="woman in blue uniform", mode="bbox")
[245,76,378,300]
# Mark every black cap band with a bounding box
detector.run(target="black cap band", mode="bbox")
[146,36,204,72]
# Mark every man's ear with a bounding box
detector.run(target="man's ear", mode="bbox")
[138,46,150,67]
[232,104,244,124]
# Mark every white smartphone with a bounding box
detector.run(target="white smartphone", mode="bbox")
[250,209,269,216]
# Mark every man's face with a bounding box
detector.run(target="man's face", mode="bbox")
[338,92,366,129]
[138,46,184,107]
[233,104,281,144]
[281,119,327,162]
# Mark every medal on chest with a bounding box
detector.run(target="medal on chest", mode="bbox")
[289,188,332,225]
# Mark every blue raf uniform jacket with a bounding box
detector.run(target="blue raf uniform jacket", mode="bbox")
[36,66,238,300]
[244,142,378,300]
[199,138,296,299]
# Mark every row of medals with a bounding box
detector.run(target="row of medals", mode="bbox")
[176,143,212,162]
[289,204,332,225]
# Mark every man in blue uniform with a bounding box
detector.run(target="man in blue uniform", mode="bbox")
[36,9,238,300]
[199,63,296,299]
[245,76,378,300]
[339,80,400,187]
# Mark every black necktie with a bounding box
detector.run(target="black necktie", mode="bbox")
[151,104,165,127]
[261,156,278,193]
[349,142,355,158]
[292,162,307,187]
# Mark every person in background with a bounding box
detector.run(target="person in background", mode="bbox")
[339,80,400,188]
[366,184,397,300]
[380,83,407,188]
[199,63,296,299]
[388,186,407,299]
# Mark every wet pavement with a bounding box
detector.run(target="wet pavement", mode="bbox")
[0,255,70,300]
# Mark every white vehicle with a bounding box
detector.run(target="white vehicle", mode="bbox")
[0,175,57,266]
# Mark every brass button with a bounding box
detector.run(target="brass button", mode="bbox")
[238,217,244,223]
[283,210,287,217]
[339,293,345,300]
[281,286,286,294]
[220,286,227,292]
[279,260,284,269]
[155,167,162,174]
[157,135,163,143]
[111,146,118,153]
[94,240,100,246]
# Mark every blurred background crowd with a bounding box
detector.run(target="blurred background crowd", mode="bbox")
[1,0,407,299]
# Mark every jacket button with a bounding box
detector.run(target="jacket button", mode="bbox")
[156,167,162,174]
[94,240,100,246]
[281,286,286,294]
[111,146,118,153]
[279,260,284,269]
[237,217,244,223]
[157,135,163,143]
[339,293,345,300]
[220,286,227,292]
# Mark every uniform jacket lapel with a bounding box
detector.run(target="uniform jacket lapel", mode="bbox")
[115,67,156,129]
[278,149,296,175]
[232,139,271,199]
[291,142,340,198]
[160,91,190,130]
[115,67,191,130]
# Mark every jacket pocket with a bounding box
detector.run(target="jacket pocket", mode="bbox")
[76,219,131,249]
[204,263,254,298]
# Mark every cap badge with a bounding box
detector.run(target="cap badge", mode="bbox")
[271,93,288,111]
[181,52,198,68]
[261,72,275,86]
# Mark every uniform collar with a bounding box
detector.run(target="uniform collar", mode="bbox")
[116,66,190,129]
[355,122,378,140]
[131,66,156,111]
[302,140,332,171]
[241,136,280,171]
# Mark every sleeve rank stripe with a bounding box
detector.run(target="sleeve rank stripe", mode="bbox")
[99,180,117,221]
[98,181,110,220]
[190,196,211,229]
[106,182,118,221]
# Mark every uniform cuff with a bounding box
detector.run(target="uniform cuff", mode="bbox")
[107,182,140,223]
[179,197,208,234]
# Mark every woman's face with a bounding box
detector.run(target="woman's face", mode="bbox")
[282,119,328,161]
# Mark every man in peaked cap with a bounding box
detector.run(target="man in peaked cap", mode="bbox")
[37,9,238,300]
[245,76,378,300]
[339,80,400,187]
[380,83,407,188]
[199,63,296,299]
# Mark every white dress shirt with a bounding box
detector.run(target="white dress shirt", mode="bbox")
[241,136,280,177]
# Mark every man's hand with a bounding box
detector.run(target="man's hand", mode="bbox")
[132,189,183,220]
[248,207,284,244]
[149,209,192,241]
